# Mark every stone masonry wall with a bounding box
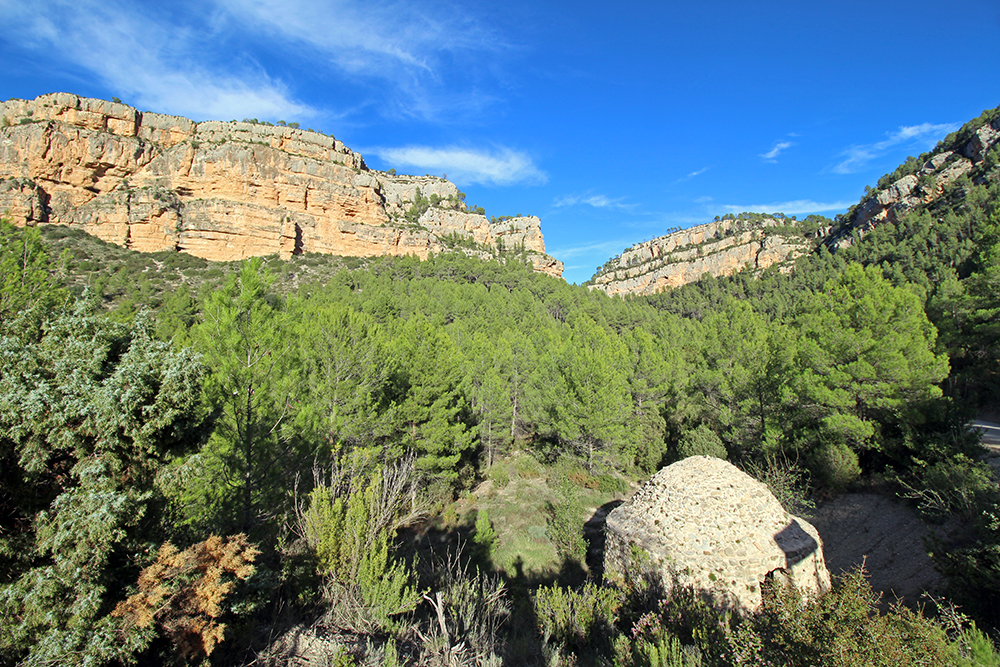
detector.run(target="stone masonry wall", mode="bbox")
[604,456,831,613]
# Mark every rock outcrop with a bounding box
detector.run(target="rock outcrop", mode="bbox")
[590,106,1000,297]
[0,93,563,277]
[590,216,808,296]
[829,111,1000,250]
[604,456,831,613]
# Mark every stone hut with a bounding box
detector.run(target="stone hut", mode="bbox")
[603,455,831,613]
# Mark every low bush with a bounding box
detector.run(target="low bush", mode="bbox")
[301,456,424,633]
[534,581,621,652]
[742,452,815,516]
[112,534,260,662]
[811,442,861,491]
[418,548,510,666]
[545,496,587,566]
[677,424,727,460]
[899,454,997,521]
[727,567,967,666]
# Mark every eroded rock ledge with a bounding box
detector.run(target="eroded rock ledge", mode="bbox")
[589,216,809,296]
[0,93,563,278]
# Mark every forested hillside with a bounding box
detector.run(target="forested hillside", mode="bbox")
[1,106,999,666]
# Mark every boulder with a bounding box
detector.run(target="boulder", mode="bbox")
[603,456,831,613]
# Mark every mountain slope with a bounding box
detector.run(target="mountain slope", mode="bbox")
[590,104,1000,296]
[587,213,816,296]
[0,93,563,277]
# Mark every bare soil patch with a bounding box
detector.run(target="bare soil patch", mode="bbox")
[809,492,960,606]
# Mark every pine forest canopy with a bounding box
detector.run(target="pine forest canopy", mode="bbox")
[0,101,998,666]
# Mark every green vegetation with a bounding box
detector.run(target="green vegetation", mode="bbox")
[1,105,999,665]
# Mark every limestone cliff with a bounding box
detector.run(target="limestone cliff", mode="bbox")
[828,110,1000,249]
[589,215,810,297]
[591,106,1000,297]
[0,93,563,278]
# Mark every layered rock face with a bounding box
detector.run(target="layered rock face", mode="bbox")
[590,110,1000,297]
[590,217,808,296]
[604,456,831,613]
[830,113,1000,250]
[0,93,563,278]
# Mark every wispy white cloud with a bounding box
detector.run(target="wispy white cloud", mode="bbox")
[368,145,546,186]
[0,0,506,123]
[215,0,506,121]
[672,166,710,184]
[0,0,313,121]
[760,141,793,161]
[548,238,633,260]
[553,192,635,210]
[719,199,853,216]
[218,0,497,75]
[831,122,960,174]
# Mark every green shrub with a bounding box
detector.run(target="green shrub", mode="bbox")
[513,451,545,479]
[677,424,727,460]
[899,454,997,521]
[930,506,1000,624]
[811,442,861,491]
[534,581,621,651]
[596,471,628,494]
[959,623,1000,666]
[302,458,423,633]
[474,509,498,560]
[486,461,512,489]
[419,549,510,665]
[635,633,700,667]
[545,497,587,565]
[743,452,815,516]
[728,567,966,666]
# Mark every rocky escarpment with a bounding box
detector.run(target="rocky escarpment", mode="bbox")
[604,456,831,613]
[0,93,563,278]
[589,215,810,296]
[590,105,1000,297]
[829,108,1000,249]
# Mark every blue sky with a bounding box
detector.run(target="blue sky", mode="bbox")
[2,0,999,283]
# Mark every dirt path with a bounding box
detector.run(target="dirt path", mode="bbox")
[809,419,1000,605]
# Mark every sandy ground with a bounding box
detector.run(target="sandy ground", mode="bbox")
[810,421,999,606]
[809,493,960,606]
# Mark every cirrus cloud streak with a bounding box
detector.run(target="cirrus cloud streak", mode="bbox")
[719,199,853,216]
[831,122,960,174]
[0,0,314,121]
[368,145,547,186]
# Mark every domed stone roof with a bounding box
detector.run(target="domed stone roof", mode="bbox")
[604,455,831,612]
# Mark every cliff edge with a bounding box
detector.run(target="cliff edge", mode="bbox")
[0,93,563,278]
[589,214,812,296]
[589,105,1000,297]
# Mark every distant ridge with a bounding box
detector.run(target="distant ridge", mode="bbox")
[590,105,1000,296]
[0,93,564,278]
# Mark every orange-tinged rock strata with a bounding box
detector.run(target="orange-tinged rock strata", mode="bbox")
[0,93,563,278]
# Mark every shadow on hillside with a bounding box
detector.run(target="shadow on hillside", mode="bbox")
[584,499,622,583]
[399,502,620,665]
